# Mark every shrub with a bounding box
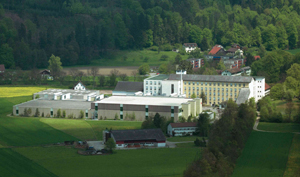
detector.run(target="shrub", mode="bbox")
[68,114,74,119]
[194,138,201,146]
[62,110,66,118]
[131,112,136,121]
[143,57,149,63]
[100,116,103,120]
[160,55,169,61]
[27,108,32,116]
[79,110,84,119]
[46,113,50,118]
[35,94,40,99]
[34,108,40,117]
[41,112,44,117]
[161,43,172,51]
[114,113,119,120]
[57,109,61,118]
[150,46,159,51]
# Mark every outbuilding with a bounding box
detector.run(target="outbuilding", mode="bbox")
[109,129,166,148]
[167,122,198,136]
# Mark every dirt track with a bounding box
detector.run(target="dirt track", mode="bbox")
[63,66,139,76]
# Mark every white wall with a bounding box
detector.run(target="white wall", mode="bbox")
[144,79,162,95]
[74,83,86,90]
[185,47,197,53]
[161,80,181,96]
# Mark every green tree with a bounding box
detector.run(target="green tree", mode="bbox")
[48,54,62,79]
[57,109,61,118]
[197,112,210,136]
[0,44,14,68]
[262,24,278,50]
[216,59,226,70]
[105,138,116,153]
[191,93,196,98]
[138,63,150,75]
[200,91,207,103]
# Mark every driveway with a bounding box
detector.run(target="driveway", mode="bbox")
[87,141,105,150]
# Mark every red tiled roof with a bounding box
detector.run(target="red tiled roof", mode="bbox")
[254,56,261,60]
[209,46,221,55]
[169,122,197,128]
[265,83,271,90]
[0,64,5,72]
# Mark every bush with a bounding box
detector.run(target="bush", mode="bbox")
[57,109,61,118]
[35,94,40,99]
[161,44,173,51]
[160,55,169,61]
[62,110,66,118]
[149,46,159,51]
[68,114,74,119]
[143,57,149,63]
[114,113,119,120]
[34,108,40,117]
[100,116,103,120]
[79,111,84,119]
[41,112,44,117]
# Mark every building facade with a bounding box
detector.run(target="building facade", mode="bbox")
[167,122,198,136]
[183,43,198,53]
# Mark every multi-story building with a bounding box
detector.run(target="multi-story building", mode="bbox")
[186,58,205,68]
[144,74,265,105]
[183,43,198,53]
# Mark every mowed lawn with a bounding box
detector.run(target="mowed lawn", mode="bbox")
[0,86,45,98]
[15,146,200,177]
[232,131,293,177]
[0,148,57,177]
[91,49,188,67]
[167,136,205,142]
[284,134,300,177]
[258,122,300,133]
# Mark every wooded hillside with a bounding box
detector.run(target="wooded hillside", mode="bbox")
[0,0,299,69]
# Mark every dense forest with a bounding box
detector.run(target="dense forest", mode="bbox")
[0,0,300,70]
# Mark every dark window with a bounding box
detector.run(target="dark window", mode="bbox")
[145,108,148,112]
[16,109,19,115]
[85,112,88,118]
[145,116,148,119]
[120,107,123,111]
[95,105,98,111]
[171,84,174,94]
[171,109,174,113]
[120,115,123,119]
[51,110,53,116]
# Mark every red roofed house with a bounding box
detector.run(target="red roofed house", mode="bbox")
[208,45,225,55]
[0,64,5,74]
[254,56,261,60]
[265,83,271,95]
[167,122,198,136]
[183,43,198,53]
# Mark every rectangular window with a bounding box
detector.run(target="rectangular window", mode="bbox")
[171,84,174,94]
[16,109,19,115]
[120,107,123,111]
[197,82,199,85]
[51,110,53,116]
[120,115,123,120]
[193,82,195,85]
[145,108,148,112]
[95,104,98,111]
[171,109,174,113]
[85,112,88,118]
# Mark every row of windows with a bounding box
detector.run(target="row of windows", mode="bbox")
[145,81,161,85]
[184,87,241,92]
[145,86,161,90]
[184,82,246,87]
[185,92,238,96]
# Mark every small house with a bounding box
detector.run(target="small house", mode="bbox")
[40,69,53,80]
[0,64,5,74]
[74,81,86,90]
[208,45,225,55]
[167,122,198,136]
[108,129,166,148]
[183,43,198,53]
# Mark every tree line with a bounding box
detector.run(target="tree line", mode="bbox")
[184,98,256,177]
[0,0,300,70]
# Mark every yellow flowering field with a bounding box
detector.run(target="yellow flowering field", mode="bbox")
[0,87,46,98]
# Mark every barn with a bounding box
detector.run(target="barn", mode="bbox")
[107,129,166,148]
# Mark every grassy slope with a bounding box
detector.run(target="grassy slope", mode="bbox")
[258,123,300,133]
[90,50,188,67]
[287,48,300,55]
[0,148,57,177]
[15,146,199,177]
[272,99,300,115]
[167,136,205,142]
[40,119,97,140]
[232,131,293,177]
[284,134,300,177]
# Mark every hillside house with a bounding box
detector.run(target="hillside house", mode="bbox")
[167,122,198,136]
[183,43,198,53]
[0,64,5,75]
[186,58,205,68]
[40,69,53,80]
[265,83,271,95]
[208,45,226,55]
[74,81,86,90]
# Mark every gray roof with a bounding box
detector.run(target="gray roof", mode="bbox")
[145,74,169,81]
[35,89,99,95]
[111,129,166,142]
[168,74,253,83]
[14,99,92,110]
[236,88,250,105]
[114,81,143,92]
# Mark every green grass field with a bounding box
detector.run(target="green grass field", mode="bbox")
[287,48,300,55]
[0,148,57,177]
[272,99,300,115]
[167,136,205,142]
[175,142,199,148]
[284,134,300,177]
[15,146,200,177]
[0,86,46,98]
[232,131,294,177]
[258,123,300,133]
[90,49,188,67]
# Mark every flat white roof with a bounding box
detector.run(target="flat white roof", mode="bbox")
[95,96,193,106]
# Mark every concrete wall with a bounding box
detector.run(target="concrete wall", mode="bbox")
[161,80,181,96]
[181,103,190,119]
[13,106,92,119]
[188,100,196,117]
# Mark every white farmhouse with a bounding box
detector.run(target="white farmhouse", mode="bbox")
[183,43,198,53]
[167,122,198,136]
[74,81,86,90]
